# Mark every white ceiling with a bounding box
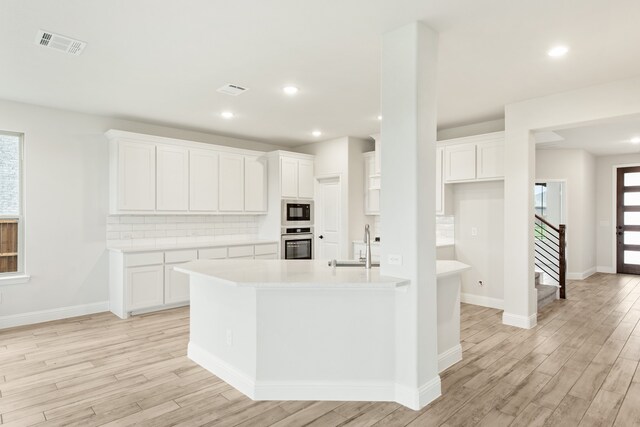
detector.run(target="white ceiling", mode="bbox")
[1,1,640,146]
[537,116,640,156]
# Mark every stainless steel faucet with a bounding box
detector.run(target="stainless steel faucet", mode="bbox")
[364,224,372,269]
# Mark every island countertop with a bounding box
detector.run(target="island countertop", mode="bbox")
[175,259,470,289]
[175,259,409,289]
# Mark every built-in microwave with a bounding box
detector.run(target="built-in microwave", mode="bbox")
[281,200,314,226]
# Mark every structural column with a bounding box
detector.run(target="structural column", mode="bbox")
[502,114,537,329]
[380,21,440,409]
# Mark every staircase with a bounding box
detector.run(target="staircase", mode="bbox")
[534,214,567,310]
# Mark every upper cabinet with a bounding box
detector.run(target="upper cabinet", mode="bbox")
[441,132,505,184]
[363,152,380,215]
[157,145,189,211]
[107,130,268,215]
[244,156,267,212]
[280,155,314,199]
[113,139,156,212]
[189,149,219,212]
[219,153,245,212]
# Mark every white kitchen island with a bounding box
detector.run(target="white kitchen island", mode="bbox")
[176,259,469,407]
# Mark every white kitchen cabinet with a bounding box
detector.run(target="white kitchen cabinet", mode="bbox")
[244,156,267,212]
[445,144,476,182]
[156,145,189,211]
[440,131,505,184]
[280,156,314,199]
[298,159,315,199]
[280,157,299,198]
[476,139,504,179]
[219,153,245,212]
[189,149,218,212]
[109,241,279,318]
[113,140,156,212]
[371,133,381,175]
[363,152,380,215]
[126,265,164,311]
[164,264,190,304]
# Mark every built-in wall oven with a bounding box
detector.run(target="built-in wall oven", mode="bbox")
[281,227,313,260]
[281,200,314,227]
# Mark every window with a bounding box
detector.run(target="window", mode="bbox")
[0,131,24,279]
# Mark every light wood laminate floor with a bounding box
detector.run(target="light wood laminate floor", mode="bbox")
[2,273,640,426]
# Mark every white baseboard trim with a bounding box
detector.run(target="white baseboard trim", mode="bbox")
[395,376,442,410]
[567,267,597,281]
[0,301,109,330]
[188,342,256,399]
[502,312,537,329]
[460,293,504,310]
[189,341,441,409]
[438,344,462,373]
[596,266,616,274]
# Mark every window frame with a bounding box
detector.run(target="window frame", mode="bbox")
[0,131,29,285]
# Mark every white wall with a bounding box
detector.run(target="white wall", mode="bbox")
[0,98,281,319]
[453,181,505,308]
[595,153,640,273]
[293,137,373,259]
[536,149,597,279]
[437,119,504,141]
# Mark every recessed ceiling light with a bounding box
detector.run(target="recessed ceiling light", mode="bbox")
[377,115,382,121]
[312,130,322,137]
[548,45,569,58]
[283,86,299,96]
[221,111,234,119]
[631,137,640,144]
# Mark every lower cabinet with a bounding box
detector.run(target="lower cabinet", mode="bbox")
[109,242,279,319]
[127,265,164,311]
[165,264,190,305]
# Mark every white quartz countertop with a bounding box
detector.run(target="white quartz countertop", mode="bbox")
[175,259,410,289]
[107,239,279,253]
[436,260,471,278]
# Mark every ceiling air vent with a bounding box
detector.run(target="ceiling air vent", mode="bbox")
[35,30,87,56]
[217,84,249,96]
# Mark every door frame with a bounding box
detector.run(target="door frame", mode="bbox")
[315,174,344,260]
[611,163,640,273]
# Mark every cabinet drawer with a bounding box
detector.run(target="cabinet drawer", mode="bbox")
[125,252,164,267]
[255,253,278,260]
[165,249,198,264]
[228,245,254,258]
[254,243,278,256]
[199,247,227,260]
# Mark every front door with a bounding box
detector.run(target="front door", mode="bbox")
[617,166,640,274]
[316,177,341,260]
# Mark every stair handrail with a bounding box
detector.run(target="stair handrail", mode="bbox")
[534,214,566,299]
[535,214,561,233]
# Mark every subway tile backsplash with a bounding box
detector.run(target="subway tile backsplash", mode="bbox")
[106,215,260,247]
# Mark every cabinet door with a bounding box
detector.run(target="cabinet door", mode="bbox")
[436,146,444,214]
[165,264,190,304]
[444,144,476,182]
[363,154,380,215]
[281,157,298,198]
[244,156,267,212]
[219,153,244,211]
[476,140,504,179]
[117,140,156,211]
[156,145,189,211]
[190,149,218,212]
[126,265,164,311]
[298,159,315,199]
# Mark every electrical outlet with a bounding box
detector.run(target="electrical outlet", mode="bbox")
[388,254,403,265]
[478,280,483,287]
[471,227,478,236]
[226,329,233,347]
